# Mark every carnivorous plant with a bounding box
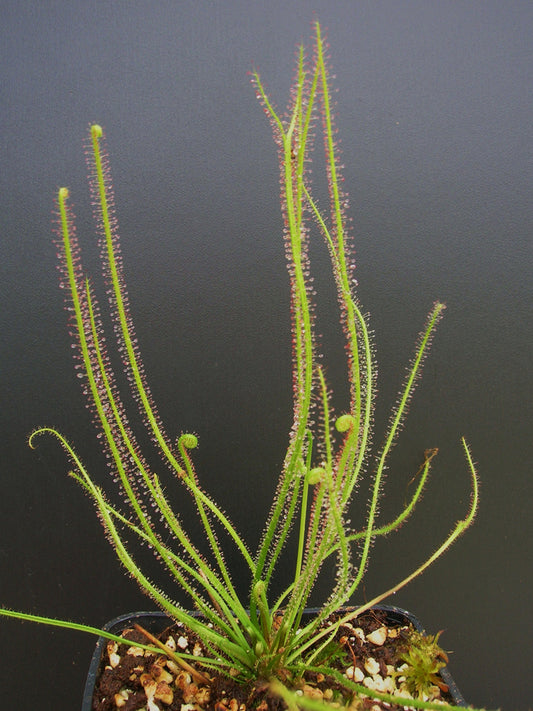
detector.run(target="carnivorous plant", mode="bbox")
[1,22,479,709]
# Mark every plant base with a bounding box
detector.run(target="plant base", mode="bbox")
[82,606,465,710]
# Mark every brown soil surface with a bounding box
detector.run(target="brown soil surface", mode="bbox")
[91,609,456,711]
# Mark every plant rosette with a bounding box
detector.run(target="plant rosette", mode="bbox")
[83,607,466,711]
[1,20,482,711]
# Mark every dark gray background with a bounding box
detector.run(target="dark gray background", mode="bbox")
[1,2,531,709]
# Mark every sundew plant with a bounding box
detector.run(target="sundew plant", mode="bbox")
[1,22,478,709]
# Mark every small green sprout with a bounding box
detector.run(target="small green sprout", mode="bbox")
[396,629,450,700]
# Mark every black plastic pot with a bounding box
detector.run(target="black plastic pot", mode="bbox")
[81,605,466,710]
